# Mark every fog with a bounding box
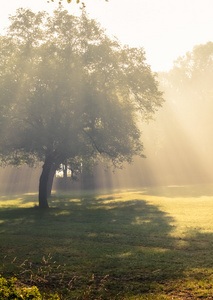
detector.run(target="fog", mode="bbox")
[0,166,40,195]
[1,98,212,195]
[0,28,212,196]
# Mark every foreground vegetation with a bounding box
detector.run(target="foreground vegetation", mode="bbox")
[1,185,213,299]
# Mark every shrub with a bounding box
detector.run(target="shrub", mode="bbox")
[0,275,59,300]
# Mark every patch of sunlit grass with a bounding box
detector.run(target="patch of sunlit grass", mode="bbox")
[0,199,36,208]
[54,210,71,216]
[116,252,132,258]
[141,188,213,238]
[23,192,37,196]
[0,194,38,208]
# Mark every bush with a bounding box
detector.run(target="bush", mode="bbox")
[0,275,59,300]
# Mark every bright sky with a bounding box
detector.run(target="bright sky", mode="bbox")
[0,0,212,72]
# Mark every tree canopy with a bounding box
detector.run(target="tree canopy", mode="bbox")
[47,0,108,7]
[0,8,163,208]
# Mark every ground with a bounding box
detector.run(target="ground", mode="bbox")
[1,184,213,299]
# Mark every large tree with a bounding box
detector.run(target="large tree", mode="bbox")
[0,8,163,208]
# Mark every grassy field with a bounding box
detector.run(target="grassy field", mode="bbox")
[1,184,213,299]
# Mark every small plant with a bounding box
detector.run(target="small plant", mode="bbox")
[0,275,59,300]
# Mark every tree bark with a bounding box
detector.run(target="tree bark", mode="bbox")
[47,166,56,198]
[39,156,53,208]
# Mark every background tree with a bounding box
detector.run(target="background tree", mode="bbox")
[162,42,213,143]
[0,8,163,208]
[140,41,213,186]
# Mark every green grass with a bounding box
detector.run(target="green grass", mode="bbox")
[1,184,213,299]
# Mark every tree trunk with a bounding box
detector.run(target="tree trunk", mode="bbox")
[63,162,67,178]
[47,166,56,198]
[39,156,53,208]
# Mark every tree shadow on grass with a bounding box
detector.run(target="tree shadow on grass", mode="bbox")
[1,190,213,298]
